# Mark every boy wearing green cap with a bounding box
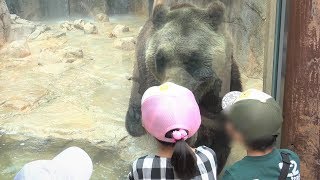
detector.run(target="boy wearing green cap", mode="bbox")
[221,89,300,180]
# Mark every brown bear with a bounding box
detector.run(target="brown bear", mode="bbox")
[126,1,242,173]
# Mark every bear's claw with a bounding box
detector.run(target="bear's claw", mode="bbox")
[125,105,146,137]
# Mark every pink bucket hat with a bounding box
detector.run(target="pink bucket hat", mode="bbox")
[141,82,201,143]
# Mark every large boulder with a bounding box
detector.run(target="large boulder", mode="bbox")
[74,19,86,30]
[60,21,74,31]
[83,23,98,34]
[9,14,49,41]
[0,0,11,48]
[10,23,36,40]
[29,25,50,40]
[112,25,130,36]
[113,37,136,51]
[62,47,84,59]
[0,40,31,58]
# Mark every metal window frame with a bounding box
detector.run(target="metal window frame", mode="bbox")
[272,0,289,105]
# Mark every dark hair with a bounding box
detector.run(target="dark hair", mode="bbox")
[246,135,278,151]
[159,130,197,179]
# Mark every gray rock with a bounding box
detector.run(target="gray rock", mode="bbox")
[10,24,36,41]
[83,23,98,34]
[64,58,77,63]
[0,0,11,48]
[0,40,31,58]
[29,25,50,40]
[28,29,42,40]
[9,14,49,41]
[55,32,66,38]
[62,47,84,59]
[10,14,19,22]
[112,25,129,36]
[74,19,85,30]
[113,37,136,51]
[14,17,33,25]
[95,13,109,22]
[60,21,74,31]
[50,30,67,39]
[4,100,30,111]
[37,30,66,40]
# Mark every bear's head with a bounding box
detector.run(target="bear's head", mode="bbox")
[145,1,231,114]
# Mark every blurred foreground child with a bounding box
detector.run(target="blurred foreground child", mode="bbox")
[222,89,300,180]
[15,147,93,180]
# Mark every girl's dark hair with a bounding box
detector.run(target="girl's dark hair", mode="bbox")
[171,140,197,179]
[159,130,197,179]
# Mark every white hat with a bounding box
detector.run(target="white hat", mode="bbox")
[15,147,93,180]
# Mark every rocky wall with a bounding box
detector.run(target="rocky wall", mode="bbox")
[222,0,276,81]
[128,0,148,15]
[69,0,107,18]
[5,0,139,20]
[6,0,42,20]
[0,0,10,48]
[5,0,109,20]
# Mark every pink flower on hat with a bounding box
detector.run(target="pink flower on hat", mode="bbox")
[172,129,188,142]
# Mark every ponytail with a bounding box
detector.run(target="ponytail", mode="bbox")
[171,140,197,179]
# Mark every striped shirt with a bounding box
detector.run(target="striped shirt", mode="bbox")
[128,146,217,180]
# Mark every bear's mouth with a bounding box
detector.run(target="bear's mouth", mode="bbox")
[198,90,222,120]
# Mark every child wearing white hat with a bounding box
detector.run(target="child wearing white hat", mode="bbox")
[15,147,93,180]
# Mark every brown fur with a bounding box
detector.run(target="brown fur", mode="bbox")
[126,2,242,173]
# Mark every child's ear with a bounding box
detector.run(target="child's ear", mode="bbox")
[207,1,225,27]
[152,5,169,29]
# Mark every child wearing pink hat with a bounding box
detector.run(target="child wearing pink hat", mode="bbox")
[128,82,217,180]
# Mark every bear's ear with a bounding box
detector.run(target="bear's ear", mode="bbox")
[207,1,225,26]
[152,5,168,29]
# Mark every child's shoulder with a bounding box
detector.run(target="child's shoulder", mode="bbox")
[196,146,216,154]
[131,155,155,167]
[222,160,247,180]
[279,148,298,156]
[224,158,246,171]
[196,146,216,157]
[195,146,217,165]
[278,148,300,161]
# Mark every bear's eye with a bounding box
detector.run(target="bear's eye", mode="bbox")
[155,52,166,74]
[185,53,213,81]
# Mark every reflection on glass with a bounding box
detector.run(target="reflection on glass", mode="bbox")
[0,0,277,179]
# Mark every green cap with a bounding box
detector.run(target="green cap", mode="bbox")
[222,89,283,142]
